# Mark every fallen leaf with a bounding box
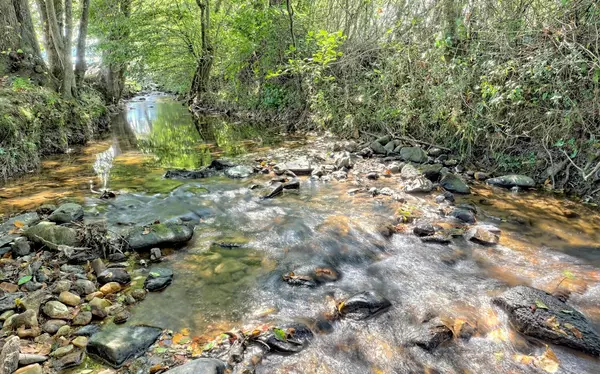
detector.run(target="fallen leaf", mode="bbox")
[535,299,549,309]
[273,328,287,342]
[13,221,24,228]
[142,227,152,235]
[535,346,560,373]
[172,333,184,344]
[181,328,190,336]
[17,275,32,286]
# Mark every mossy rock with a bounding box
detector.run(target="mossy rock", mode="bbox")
[126,223,194,251]
[25,222,80,248]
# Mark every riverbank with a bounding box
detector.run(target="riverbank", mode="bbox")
[0,81,109,182]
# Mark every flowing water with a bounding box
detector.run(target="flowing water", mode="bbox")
[2,94,600,373]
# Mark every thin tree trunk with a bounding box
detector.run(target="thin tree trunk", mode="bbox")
[35,0,62,81]
[192,0,214,104]
[75,0,90,88]
[286,0,296,50]
[61,0,75,98]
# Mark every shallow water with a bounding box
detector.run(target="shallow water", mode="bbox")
[3,94,600,373]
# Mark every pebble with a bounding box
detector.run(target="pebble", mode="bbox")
[58,291,81,306]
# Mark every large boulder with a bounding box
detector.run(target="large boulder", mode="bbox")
[25,222,80,248]
[163,358,226,374]
[86,325,162,368]
[440,173,470,194]
[370,141,387,155]
[126,223,194,251]
[275,160,313,176]
[339,291,392,320]
[487,175,535,188]
[493,286,600,356]
[399,147,428,163]
[48,203,84,224]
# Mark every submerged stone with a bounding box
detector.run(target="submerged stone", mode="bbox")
[126,223,194,251]
[487,174,535,188]
[465,225,500,245]
[163,358,226,374]
[87,325,162,367]
[164,169,209,179]
[144,268,174,292]
[339,291,392,320]
[405,177,433,193]
[408,318,453,351]
[493,285,600,356]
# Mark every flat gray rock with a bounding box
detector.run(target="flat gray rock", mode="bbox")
[487,174,535,188]
[87,325,162,367]
[48,203,84,223]
[126,223,193,251]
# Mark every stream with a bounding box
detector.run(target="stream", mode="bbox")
[2,94,600,373]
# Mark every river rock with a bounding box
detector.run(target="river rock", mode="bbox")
[263,182,283,199]
[18,354,48,366]
[400,164,420,179]
[73,279,96,296]
[14,364,42,374]
[164,169,209,179]
[0,292,24,313]
[0,336,20,374]
[263,322,314,353]
[339,291,392,320]
[276,160,313,176]
[36,204,56,216]
[48,203,84,224]
[58,291,81,307]
[97,268,131,285]
[494,286,600,356]
[408,318,453,351]
[86,325,162,367]
[42,301,70,320]
[42,320,66,335]
[144,268,173,292]
[163,358,226,374]
[226,165,254,179]
[126,223,194,251]
[99,282,121,295]
[72,336,88,348]
[282,273,317,288]
[405,177,433,193]
[413,223,435,237]
[72,311,92,326]
[487,174,535,188]
[420,164,443,182]
[11,238,31,257]
[25,222,79,248]
[283,179,300,190]
[440,173,470,194]
[74,324,101,337]
[450,208,476,224]
[400,147,428,163]
[89,298,110,318]
[465,225,500,245]
[52,350,85,371]
[370,141,387,155]
[334,152,354,169]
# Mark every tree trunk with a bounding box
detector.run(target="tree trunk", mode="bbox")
[62,0,75,98]
[102,0,131,103]
[75,0,90,88]
[35,0,62,81]
[0,0,45,78]
[191,0,214,104]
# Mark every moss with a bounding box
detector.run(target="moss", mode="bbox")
[0,82,108,181]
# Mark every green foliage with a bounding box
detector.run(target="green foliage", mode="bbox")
[17,275,32,285]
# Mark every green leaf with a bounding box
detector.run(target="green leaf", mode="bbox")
[203,341,215,351]
[273,328,287,342]
[17,275,32,285]
[150,272,160,277]
[535,299,549,309]
[154,347,167,353]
